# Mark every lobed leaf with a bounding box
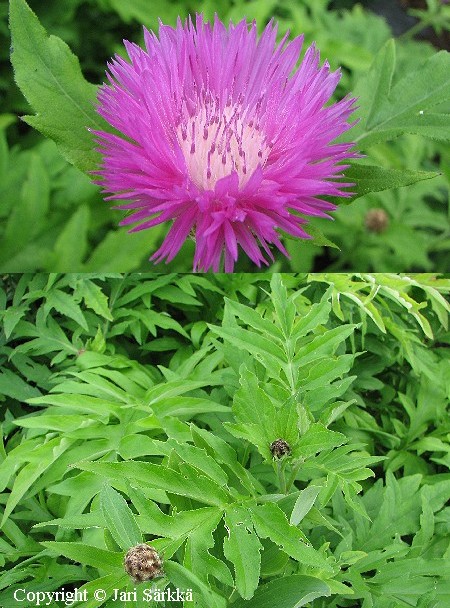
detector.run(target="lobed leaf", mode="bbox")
[223,505,262,599]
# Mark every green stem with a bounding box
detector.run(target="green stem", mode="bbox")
[240,442,251,467]
[399,20,428,41]
[277,459,287,494]
[285,459,303,494]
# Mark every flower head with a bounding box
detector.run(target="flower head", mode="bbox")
[270,438,292,459]
[94,15,357,271]
[124,544,164,582]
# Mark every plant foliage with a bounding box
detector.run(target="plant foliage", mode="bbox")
[0,273,449,607]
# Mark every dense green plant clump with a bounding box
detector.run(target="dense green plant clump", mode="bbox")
[0,273,449,607]
[1,0,450,271]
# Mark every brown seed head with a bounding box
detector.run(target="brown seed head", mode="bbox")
[365,208,389,234]
[124,544,164,582]
[270,438,291,459]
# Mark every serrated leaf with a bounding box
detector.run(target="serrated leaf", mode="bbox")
[184,511,233,588]
[75,461,231,508]
[232,575,331,608]
[293,324,357,366]
[2,301,29,339]
[209,325,286,369]
[233,367,276,430]
[190,426,266,496]
[1,437,73,525]
[9,0,109,173]
[250,503,333,571]
[40,541,123,571]
[270,274,297,338]
[0,368,41,401]
[166,440,229,486]
[352,41,450,146]
[303,224,340,249]
[292,288,332,340]
[225,297,284,342]
[223,505,262,599]
[164,561,227,608]
[44,289,88,330]
[77,279,114,321]
[100,485,142,551]
[340,164,439,202]
[295,424,347,459]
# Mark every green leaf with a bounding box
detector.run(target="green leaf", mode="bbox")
[43,289,88,331]
[130,486,223,540]
[184,511,233,588]
[27,394,121,417]
[295,423,347,459]
[1,153,49,258]
[107,0,188,28]
[232,575,331,608]
[40,541,123,571]
[0,368,41,401]
[342,164,439,201]
[190,426,266,496]
[223,505,262,599]
[293,325,357,367]
[152,397,229,418]
[34,513,103,530]
[225,297,284,342]
[292,288,333,340]
[164,561,227,608]
[209,325,286,373]
[290,486,322,525]
[352,40,450,146]
[14,414,87,431]
[70,573,130,608]
[166,440,229,486]
[303,224,340,249]
[274,395,301,449]
[84,229,156,272]
[233,367,276,430]
[1,301,29,339]
[75,461,231,508]
[100,485,142,551]
[270,274,297,339]
[9,0,109,173]
[364,39,396,128]
[1,437,73,525]
[51,206,90,270]
[250,503,333,571]
[77,279,114,321]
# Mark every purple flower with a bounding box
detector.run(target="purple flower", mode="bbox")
[94,15,357,272]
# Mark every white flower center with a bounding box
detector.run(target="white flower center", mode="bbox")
[176,96,270,190]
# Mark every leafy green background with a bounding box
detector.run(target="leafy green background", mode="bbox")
[1,0,450,271]
[0,272,449,607]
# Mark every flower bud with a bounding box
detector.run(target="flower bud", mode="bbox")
[270,438,291,459]
[365,208,389,233]
[124,544,164,582]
